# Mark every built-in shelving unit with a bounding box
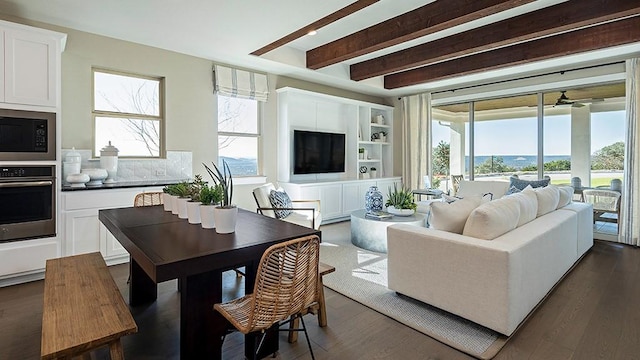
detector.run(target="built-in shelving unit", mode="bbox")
[276,87,400,222]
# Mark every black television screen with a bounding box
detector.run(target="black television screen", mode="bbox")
[293,130,346,174]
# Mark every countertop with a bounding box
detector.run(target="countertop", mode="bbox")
[61,179,187,191]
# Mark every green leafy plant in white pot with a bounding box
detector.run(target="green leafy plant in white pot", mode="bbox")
[204,160,236,234]
[174,181,191,220]
[186,174,206,224]
[385,183,417,216]
[199,183,224,229]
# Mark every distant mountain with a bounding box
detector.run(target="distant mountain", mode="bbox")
[467,155,570,170]
[220,156,257,176]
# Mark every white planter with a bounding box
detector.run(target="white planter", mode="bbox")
[170,195,180,215]
[162,193,172,211]
[370,170,377,178]
[387,205,415,217]
[186,201,201,224]
[200,205,216,229]
[177,197,189,219]
[213,206,238,234]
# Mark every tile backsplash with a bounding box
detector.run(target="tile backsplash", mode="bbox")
[61,149,193,183]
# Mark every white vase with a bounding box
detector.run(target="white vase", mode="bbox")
[177,197,189,219]
[370,170,377,178]
[213,206,238,234]
[200,205,216,229]
[162,193,172,211]
[186,201,201,224]
[387,205,415,216]
[171,195,180,215]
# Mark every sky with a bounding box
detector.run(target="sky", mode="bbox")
[432,110,625,156]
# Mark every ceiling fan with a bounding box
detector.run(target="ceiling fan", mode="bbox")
[554,91,604,108]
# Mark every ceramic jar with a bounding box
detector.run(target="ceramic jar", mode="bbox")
[365,185,384,213]
[100,141,119,183]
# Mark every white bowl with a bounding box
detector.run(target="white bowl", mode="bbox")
[81,168,108,185]
[66,173,90,188]
[386,206,415,217]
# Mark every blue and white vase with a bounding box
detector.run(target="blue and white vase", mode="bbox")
[365,186,384,213]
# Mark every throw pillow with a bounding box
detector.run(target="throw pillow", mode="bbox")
[510,186,538,227]
[556,185,574,209]
[429,196,485,234]
[462,196,521,240]
[268,189,293,219]
[509,176,550,191]
[533,185,560,217]
[505,185,522,195]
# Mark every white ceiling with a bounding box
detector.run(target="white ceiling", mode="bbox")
[0,0,638,98]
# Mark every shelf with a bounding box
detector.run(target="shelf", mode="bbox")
[370,123,390,128]
[358,159,381,163]
[358,141,390,145]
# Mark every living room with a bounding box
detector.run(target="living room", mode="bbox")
[0,1,639,359]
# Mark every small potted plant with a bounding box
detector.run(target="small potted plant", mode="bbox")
[173,181,191,219]
[370,167,377,178]
[165,184,181,215]
[386,183,417,216]
[162,185,173,212]
[204,160,236,234]
[199,183,223,229]
[359,147,365,159]
[186,174,206,224]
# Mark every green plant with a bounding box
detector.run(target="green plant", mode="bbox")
[370,167,377,171]
[199,184,224,205]
[385,183,417,210]
[359,148,365,153]
[203,160,234,208]
[174,181,190,198]
[164,184,180,196]
[188,174,206,202]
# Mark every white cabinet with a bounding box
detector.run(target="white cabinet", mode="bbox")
[0,21,65,107]
[61,187,163,264]
[282,177,401,223]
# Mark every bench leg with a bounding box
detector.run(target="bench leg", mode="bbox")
[109,339,125,360]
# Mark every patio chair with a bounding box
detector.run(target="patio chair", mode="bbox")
[214,235,320,360]
[582,189,621,228]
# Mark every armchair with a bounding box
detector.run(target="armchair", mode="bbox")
[582,189,621,228]
[252,183,322,230]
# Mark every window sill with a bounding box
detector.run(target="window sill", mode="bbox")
[233,176,267,185]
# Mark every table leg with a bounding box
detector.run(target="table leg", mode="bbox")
[129,257,157,306]
[180,269,226,360]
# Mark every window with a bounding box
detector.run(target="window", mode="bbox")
[93,69,164,157]
[217,95,260,176]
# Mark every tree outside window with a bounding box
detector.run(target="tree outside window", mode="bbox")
[217,95,260,176]
[93,69,164,157]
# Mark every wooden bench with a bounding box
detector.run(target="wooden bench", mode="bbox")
[41,252,137,360]
[288,262,336,343]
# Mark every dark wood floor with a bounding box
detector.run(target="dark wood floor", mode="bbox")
[1,239,639,360]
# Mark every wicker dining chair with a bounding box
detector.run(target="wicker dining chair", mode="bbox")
[214,235,320,360]
[133,192,164,207]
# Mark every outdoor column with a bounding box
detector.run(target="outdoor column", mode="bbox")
[449,121,466,180]
[571,105,591,186]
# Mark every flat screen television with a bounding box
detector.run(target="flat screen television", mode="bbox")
[293,130,346,174]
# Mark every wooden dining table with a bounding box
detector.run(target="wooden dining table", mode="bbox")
[99,206,321,359]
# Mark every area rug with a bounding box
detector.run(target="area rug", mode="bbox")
[319,222,508,359]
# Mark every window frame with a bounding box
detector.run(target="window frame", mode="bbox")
[216,94,263,177]
[91,68,166,158]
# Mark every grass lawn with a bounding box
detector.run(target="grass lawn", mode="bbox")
[551,177,623,187]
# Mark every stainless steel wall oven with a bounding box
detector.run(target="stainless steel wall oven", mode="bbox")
[0,165,55,242]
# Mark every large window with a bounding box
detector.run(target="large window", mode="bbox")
[217,95,260,176]
[93,69,164,157]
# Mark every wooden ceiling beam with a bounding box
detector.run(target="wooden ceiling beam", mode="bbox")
[384,16,640,89]
[306,0,536,70]
[251,0,379,56]
[352,0,640,81]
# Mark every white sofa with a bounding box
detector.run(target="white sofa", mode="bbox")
[388,181,593,336]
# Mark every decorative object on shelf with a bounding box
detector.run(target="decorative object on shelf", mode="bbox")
[204,160,237,234]
[359,147,365,159]
[359,165,369,179]
[80,168,108,186]
[374,114,385,125]
[371,132,379,142]
[378,131,387,142]
[66,173,90,188]
[370,167,377,178]
[385,183,417,216]
[99,141,119,183]
[365,185,384,213]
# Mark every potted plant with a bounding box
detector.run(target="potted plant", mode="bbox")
[165,184,182,215]
[186,174,206,224]
[204,160,237,234]
[385,183,417,216]
[174,181,191,219]
[162,185,173,212]
[358,147,365,159]
[199,183,223,229]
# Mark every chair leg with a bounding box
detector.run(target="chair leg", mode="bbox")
[299,315,315,360]
[254,332,268,360]
[317,279,328,327]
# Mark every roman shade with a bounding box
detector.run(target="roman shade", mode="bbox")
[213,64,269,102]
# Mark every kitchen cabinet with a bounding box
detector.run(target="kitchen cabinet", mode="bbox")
[61,187,163,264]
[0,20,65,107]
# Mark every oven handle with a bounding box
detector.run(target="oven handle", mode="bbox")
[0,180,53,188]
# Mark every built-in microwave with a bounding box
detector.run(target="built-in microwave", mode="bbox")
[0,108,56,161]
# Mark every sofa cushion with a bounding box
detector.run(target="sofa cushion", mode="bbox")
[556,185,574,209]
[534,185,560,216]
[509,186,538,227]
[462,196,521,240]
[456,180,510,199]
[429,196,485,234]
[509,176,550,191]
